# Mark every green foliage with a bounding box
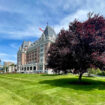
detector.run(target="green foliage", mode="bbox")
[97,71,105,76]
[88,68,102,76]
[95,68,102,74]
[3,66,8,71]
[10,64,15,66]
[87,68,94,76]
[48,13,105,81]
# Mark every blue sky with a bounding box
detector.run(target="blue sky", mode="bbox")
[0,0,105,64]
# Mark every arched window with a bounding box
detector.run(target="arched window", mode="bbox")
[30,67,32,70]
[34,66,36,70]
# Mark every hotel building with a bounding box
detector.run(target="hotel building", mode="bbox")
[17,25,56,74]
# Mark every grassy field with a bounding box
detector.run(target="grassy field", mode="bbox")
[0,74,105,105]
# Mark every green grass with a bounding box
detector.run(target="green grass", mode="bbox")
[0,74,105,105]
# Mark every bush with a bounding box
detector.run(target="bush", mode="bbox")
[95,68,102,74]
[87,68,94,76]
[97,71,105,76]
[87,68,102,76]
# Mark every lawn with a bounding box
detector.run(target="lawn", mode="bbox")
[0,74,105,105]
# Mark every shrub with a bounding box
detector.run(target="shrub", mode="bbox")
[97,71,105,76]
[88,68,102,76]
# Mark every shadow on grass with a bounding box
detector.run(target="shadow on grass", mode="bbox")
[39,77,105,91]
[83,75,95,78]
[41,74,59,76]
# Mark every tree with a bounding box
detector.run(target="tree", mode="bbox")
[47,30,74,74]
[10,64,15,66]
[47,13,105,81]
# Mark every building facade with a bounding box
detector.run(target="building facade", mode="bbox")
[8,65,17,73]
[3,62,16,73]
[17,25,56,74]
[4,62,14,67]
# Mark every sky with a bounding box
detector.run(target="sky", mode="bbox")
[0,0,105,64]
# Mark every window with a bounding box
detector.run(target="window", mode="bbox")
[39,65,43,70]
[40,49,43,52]
[40,45,43,48]
[40,59,43,62]
[40,54,43,57]
[27,67,29,70]
[34,66,36,70]
[30,67,32,70]
[24,67,26,70]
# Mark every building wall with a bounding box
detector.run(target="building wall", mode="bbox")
[44,42,51,63]
[17,25,56,74]
[21,53,26,65]
[4,62,14,67]
[8,65,17,73]
[17,41,32,66]
[37,47,40,63]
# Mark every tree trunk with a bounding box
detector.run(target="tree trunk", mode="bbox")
[79,73,83,82]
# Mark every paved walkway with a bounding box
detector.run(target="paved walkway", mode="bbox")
[85,74,105,77]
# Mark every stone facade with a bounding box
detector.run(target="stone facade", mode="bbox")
[17,25,56,74]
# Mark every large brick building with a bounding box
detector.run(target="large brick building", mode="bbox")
[17,25,56,73]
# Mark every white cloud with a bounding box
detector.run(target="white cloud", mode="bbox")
[54,0,105,34]
[0,53,8,56]
[10,43,19,49]
[54,9,89,33]
[0,53,16,64]
[0,25,42,39]
[0,0,105,39]
[62,0,82,10]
